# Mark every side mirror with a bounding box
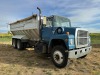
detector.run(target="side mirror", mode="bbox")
[43,17,47,25]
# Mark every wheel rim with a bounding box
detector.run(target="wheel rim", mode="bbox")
[53,50,64,64]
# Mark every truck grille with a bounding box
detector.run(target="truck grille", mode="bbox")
[76,29,89,48]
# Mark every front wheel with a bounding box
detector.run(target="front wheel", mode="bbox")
[51,46,68,68]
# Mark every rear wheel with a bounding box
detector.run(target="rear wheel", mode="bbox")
[17,40,24,50]
[51,46,68,68]
[12,39,17,48]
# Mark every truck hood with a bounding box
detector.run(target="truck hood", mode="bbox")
[63,27,79,35]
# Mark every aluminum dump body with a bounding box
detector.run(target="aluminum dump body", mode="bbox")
[10,15,40,41]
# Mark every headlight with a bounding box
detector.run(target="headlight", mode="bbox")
[70,39,74,45]
[56,27,64,34]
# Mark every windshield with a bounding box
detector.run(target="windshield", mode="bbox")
[54,16,71,27]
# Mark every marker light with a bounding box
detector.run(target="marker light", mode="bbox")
[66,32,69,35]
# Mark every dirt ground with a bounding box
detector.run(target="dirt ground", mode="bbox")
[0,42,100,75]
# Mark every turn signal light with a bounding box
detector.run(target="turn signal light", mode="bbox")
[66,32,69,35]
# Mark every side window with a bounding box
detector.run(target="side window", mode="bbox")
[46,18,52,27]
[61,22,69,27]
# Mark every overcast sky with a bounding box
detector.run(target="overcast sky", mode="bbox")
[0,0,100,33]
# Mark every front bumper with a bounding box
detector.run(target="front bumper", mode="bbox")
[68,46,92,58]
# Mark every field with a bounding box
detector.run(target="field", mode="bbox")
[0,33,100,75]
[0,33,100,44]
[90,33,100,44]
[0,33,12,42]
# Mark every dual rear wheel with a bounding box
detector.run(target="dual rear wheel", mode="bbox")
[12,39,26,50]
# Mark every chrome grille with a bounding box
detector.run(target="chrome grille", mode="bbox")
[77,30,89,47]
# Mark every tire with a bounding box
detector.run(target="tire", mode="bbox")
[23,42,27,48]
[12,39,17,48]
[51,45,68,68]
[16,40,24,50]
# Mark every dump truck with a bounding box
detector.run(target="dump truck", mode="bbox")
[10,7,92,68]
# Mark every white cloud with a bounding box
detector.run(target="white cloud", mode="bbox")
[86,28,100,33]
[0,16,18,23]
[92,0,100,3]
[69,8,100,23]
[0,27,8,30]
[0,0,100,33]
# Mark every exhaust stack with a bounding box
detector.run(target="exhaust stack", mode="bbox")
[37,7,42,41]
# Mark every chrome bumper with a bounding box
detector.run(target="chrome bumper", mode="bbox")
[68,46,92,58]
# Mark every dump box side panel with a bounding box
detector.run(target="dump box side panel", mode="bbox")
[10,16,40,41]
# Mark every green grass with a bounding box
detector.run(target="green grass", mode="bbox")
[90,33,100,44]
[0,37,12,42]
[0,33,12,42]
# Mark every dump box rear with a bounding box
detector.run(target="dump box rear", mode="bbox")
[10,15,40,41]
